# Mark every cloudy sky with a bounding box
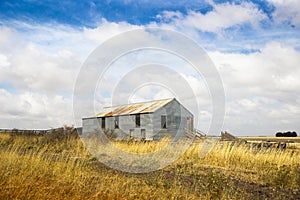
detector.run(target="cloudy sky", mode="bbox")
[0,0,299,136]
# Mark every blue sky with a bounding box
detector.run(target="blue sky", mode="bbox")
[0,0,292,28]
[1,0,299,52]
[0,0,300,135]
[0,0,217,26]
[0,0,278,24]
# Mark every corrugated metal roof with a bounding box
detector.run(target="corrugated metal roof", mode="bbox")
[95,98,174,117]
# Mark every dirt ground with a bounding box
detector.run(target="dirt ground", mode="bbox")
[95,161,300,200]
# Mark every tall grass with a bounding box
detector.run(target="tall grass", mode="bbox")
[179,141,300,188]
[0,132,299,199]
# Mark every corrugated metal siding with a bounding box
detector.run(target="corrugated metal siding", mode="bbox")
[83,98,194,141]
[95,98,174,117]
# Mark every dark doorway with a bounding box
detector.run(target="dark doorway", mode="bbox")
[135,114,140,128]
[115,116,119,129]
[101,117,105,129]
[161,115,167,129]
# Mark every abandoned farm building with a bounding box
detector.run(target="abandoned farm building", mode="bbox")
[82,98,194,140]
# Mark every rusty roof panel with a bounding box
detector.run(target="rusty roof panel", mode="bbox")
[139,100,169,113]
[95,98,174,117]
[104,111,113,117]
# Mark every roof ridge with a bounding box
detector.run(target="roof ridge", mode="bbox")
[95,98,175,117]
[103,97,175,108]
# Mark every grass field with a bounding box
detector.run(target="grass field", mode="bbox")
[239,136,300,150]
[0,131,299,199]
[240,136,300,143]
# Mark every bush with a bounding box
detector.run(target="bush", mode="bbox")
[276,132,283,137]
[291,131,297,137]
[276,131,297,137]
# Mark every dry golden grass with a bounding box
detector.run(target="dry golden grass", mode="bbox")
[0,133,299,199]
[240,136,300,142]
[112,137,172,153]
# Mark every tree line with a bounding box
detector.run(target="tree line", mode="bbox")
[276,131,298,137]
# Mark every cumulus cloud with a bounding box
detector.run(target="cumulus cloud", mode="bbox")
[267,0,300,26]
[0,26,24,52]
[158,1,267,33]
[83,18,141,43]
[210,42,300,95]
[0,19,145,129]
[0,44,81,93]
[0,54,10,68]
[0,89,73,129]
[208,42,300,135]
[0,24,86,128]
[0,11,299,136]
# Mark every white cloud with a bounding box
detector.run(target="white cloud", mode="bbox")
[159,1,267,33]
[0,26,23,52]
[83,18,141,43]
[0,19,146,129]
[0,89,73,129]
[208,42,300,135]
[0,42,81,93]
[210,42,300,95]
[0,19,143,95]
[268,0,300,25]
[0,16,299,136]
[0,54,10,68]
[0,25,85,128]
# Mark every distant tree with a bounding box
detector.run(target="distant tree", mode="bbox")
[278,131,298,137]
[276,132,283,137]
[285,131,292,137]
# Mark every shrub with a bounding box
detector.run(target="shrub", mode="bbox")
[276,131,297,137]
[276,132,283,137]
